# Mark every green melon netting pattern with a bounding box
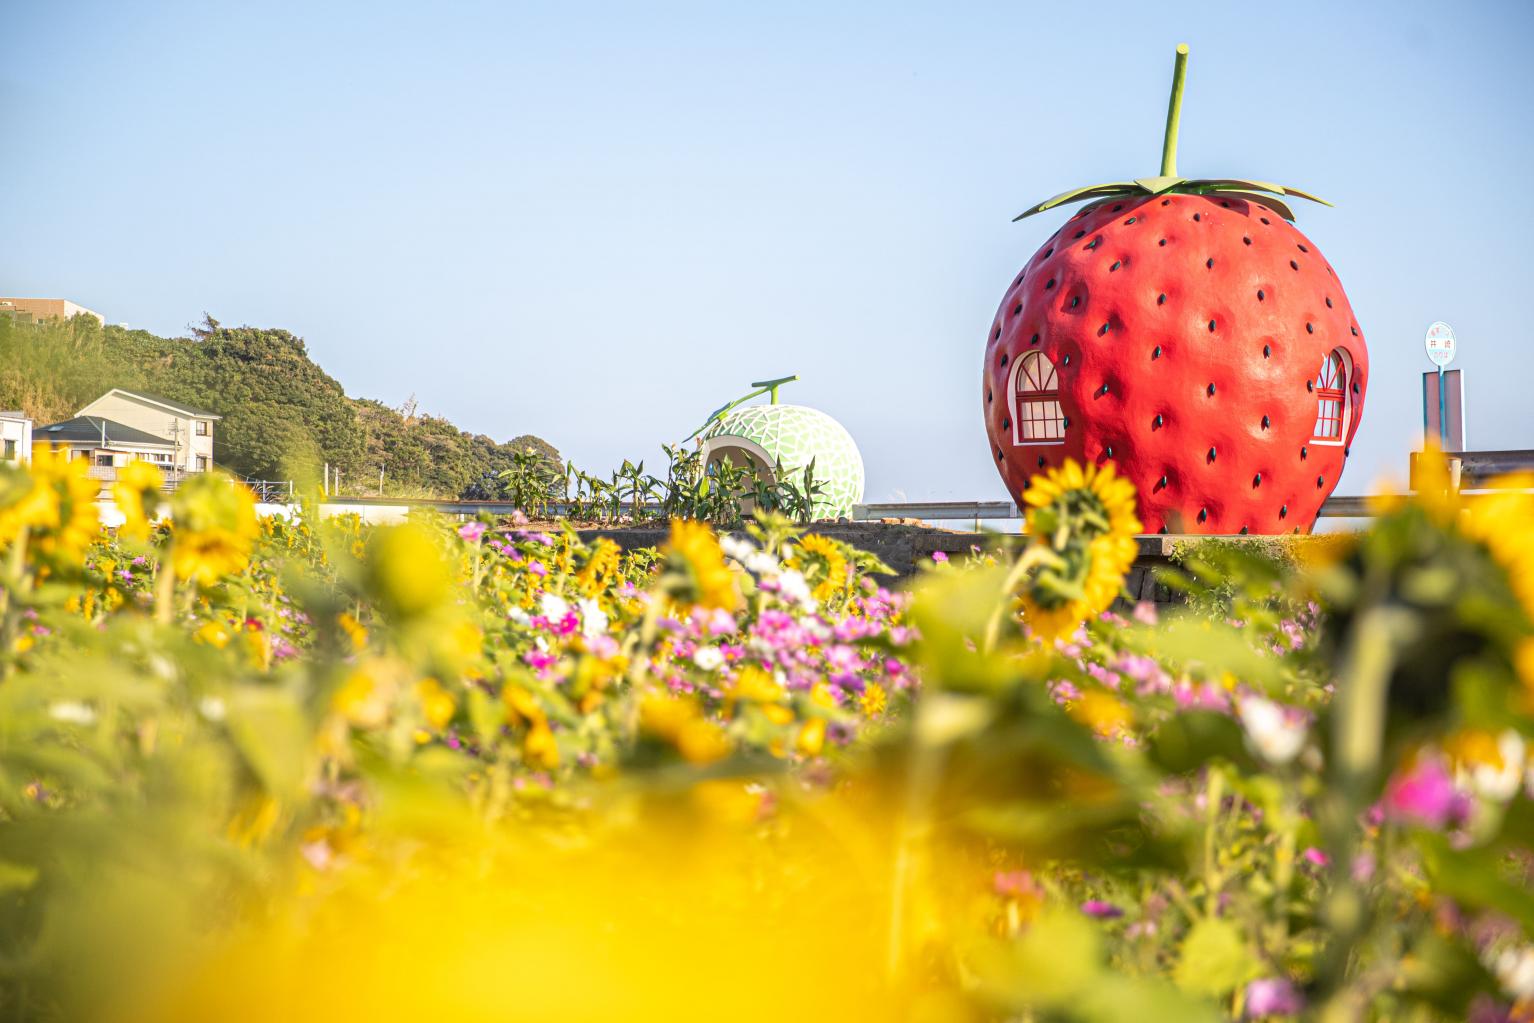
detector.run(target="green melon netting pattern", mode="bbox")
[701,404,865,520]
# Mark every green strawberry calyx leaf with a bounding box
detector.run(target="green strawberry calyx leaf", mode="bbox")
[1013,46,1331,223]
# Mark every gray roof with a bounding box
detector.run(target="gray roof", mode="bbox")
[37,416,176,449]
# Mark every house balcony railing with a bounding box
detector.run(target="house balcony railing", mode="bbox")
[86,464,195,492]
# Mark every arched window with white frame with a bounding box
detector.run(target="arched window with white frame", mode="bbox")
[1011,351,1065,445]
[1312,348,1352,444]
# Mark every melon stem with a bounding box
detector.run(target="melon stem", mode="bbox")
[1160,44,1190,178]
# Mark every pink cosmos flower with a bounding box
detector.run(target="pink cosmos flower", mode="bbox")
[1080,900,1123,919]
[1382,756,1471,830]
[1244,977,1304,1017]
[931,551,948,563]
[1301,847,1330,868]
[457,521,487,542]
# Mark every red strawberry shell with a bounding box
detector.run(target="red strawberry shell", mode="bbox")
[983,192,1367,535]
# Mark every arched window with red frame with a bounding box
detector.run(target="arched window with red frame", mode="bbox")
[1312,349,1348,443]
[1012,351,1065,445]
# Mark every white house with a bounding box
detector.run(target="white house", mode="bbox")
[33,416,180,474]
[74,389,220,472]
[0,411,32,465]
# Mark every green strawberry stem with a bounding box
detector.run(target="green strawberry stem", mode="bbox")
[1160,44,1190,178]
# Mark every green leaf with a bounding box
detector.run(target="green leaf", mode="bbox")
[1013,182,1141,221]
[973,907,1103,1009]
[1075,975,1222,1023]
[1271,183,1333,206]
[1149,711,1256,775]
[0,860,39,893]
[1173,917,1259,996]
[1133,176,1186,194]
[225,685,311,799]
[1204,190,1297,222]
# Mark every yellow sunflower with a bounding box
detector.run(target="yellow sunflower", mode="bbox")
[112,458,166,541]
[0,446,100,564]
[789,533,851,602]
[168,472,260,587]
[663,519,740,612]
[1015,459,1141,641]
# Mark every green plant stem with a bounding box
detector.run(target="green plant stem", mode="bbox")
[981,545,1048,654]
[1160,44,1190,177]
[0,526,31,679]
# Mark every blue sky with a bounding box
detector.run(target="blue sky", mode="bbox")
[3,0,1530,503]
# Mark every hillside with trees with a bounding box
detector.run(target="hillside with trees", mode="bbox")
[0,312,557,497]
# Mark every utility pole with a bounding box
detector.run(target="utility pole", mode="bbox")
[324,462,329,496]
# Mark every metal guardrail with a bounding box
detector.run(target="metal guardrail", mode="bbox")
[851,496,1374,522]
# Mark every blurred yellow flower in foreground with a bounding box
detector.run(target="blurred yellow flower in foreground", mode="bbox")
[169,473,259,586]
[663,518,740,612]
[0,446,100,562]
[112,458,165,541]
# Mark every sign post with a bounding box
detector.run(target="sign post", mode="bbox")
[1424,322,1457,448]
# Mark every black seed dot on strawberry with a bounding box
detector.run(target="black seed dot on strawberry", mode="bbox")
[1263,345,1271,358]
[1086,239,1100,250]
[1257,290,1265,301]
[1002,416,1010,430]
[1280,505,1288,518]
[1293,527,1300,535]
[1098,323,1109,336]
[1157,475,1168,489]
[1037,456,1046,468]
[1253,474,1261,487]
[1307,380,1314,392]
[1243,237,1251,246]
[1062,416,1071,428]
[1112,204,1123,211]
[1074,230,1086,239]
[1351,326,1359,336]
[1239,526,1249,534]
[1316,475,1324,487]
[996,448,1004,461]
[1062,354,1071,365]
[1044,248,1053,258]
[1105,445,1114,457]
[1207,383,1216,396]
[1207,446,1217,462]
[1300,447,1308,460]
[1158,239,1166,246]
[1152,345,1162,359]
[1000,353,1008,366]
[1159,525,1169,534]
[1126,217,1137,225]
[1297,244,1309,253]
[1198,508,1208,522]
[1109,260,1121,272]
[1261,415,1270,429]
[1012,303,1022,316]
[1306,322,1314,334]
[1208,320,1216,332]
[1290,260,1299,271]
[1046,278,1056,289]
[1344,446,1351,457]
[1030,333,1040,345]
[1221,201,1231,209]
[1071,296,1080,309]
[1351,381,1359,393]
[1260,217,1271,225]
[986,390,992,403]
[993,326,1000,340]
[1097,383,1109,395]
[1326,297,1333,308]
[1193,213,1202,222]
[1153,414,1163,428]
[1158,293,1166,305]
[1206,258,1214,269]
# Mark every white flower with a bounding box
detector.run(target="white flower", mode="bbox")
[692,646,725,672]
[577,598,609,639]
[507,607,531,626]
[48,701,96,726]
[744,550,781,576]
[198,697,227,722]
[1495,946,1534,1000]
[539,593,570,621]
[1459,729,1526,802]
[1238,696,1307,765]
[720,535,755,562]
[777,569,814,608]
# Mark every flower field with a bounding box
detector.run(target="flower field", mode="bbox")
[3,449,1534,1021]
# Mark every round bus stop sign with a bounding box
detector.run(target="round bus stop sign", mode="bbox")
[1425,321,1457,367]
